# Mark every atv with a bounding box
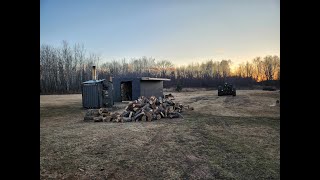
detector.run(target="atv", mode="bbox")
[218,83,236,96]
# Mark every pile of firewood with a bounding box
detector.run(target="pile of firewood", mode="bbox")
[84,94,193,122]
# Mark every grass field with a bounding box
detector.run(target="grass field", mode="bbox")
[40,89,280,180]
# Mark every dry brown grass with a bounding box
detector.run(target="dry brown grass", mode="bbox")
[40,90,280,179]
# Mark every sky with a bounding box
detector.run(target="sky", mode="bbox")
[40,0,280,66]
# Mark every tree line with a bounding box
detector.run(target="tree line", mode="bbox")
[40,41,280,94]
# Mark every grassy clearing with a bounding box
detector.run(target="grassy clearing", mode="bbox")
[40,104,82,119]
[183,113,280,179]
[40,90,280,179]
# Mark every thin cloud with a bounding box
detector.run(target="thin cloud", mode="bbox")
[214,49,225,55]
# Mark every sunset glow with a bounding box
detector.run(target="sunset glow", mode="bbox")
[41,0,279,66]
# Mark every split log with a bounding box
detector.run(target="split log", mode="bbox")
[125,103,134,111]
[103,116,112,122]
[144,99,150,104]
[121,117,133,122]
[133,103,145,108]
[129,111,133,118]
[144,106,152,112]
[93,116,103,122]
[155,99,161,106]
[110,113,117,119]
[84,116,94,121]
[144,111,153,121]
[120,111,130,117]
[118,116,124,123]
[165,106,171,117]
[157,106,165,111]
[152,114,157,120]
[169,112,184,119]
[102,112,110,117]
[151,113,161,120]
[154,106,166,117]
[137,96,144,103]
[86,109,100,117]
[173,104,181,111]
[151,104,157,110]
[141,104,151,111]
[85,110,91,117]
[162,102,170,109]
[98,108,108,115]
[133,112,145,121]
[110,112,120,121]
[139,96,146,101]
[133,109,143,117]
[165,100,175,106]
[149,96,157,106]
[112,115,122,122]
[150,96,157,102]
[98,108,103,115]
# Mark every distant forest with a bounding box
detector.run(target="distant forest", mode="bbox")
[40,41,280,94]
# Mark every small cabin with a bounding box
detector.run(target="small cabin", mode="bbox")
[112,77,171,102]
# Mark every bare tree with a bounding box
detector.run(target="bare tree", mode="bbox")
[121,58,129,74]
[220,60,232,78]
[273,55,280,80]
[253,57,263,81]
[245,61,254,78]
[235,63,245,78]
[40,41,279,94]
[263,55,276,80]
[110,60,121,76]
[156,60,173,77]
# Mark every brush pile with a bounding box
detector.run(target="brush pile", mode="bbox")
[84,94,194,122]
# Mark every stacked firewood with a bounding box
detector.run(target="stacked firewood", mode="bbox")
[84,94,194,122]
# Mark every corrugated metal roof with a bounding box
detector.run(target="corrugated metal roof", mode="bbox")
[140,77,171,81]
[82,79,105,84]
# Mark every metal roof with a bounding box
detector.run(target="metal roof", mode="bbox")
[82,79,105,84]
[140,77,171,81]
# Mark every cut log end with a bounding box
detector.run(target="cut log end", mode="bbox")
[84,116,94,121]
[93,117,103,122]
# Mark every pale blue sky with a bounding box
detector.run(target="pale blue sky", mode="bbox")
[40,0,280,66]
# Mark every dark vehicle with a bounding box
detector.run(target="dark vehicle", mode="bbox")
[218,83,236,96]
